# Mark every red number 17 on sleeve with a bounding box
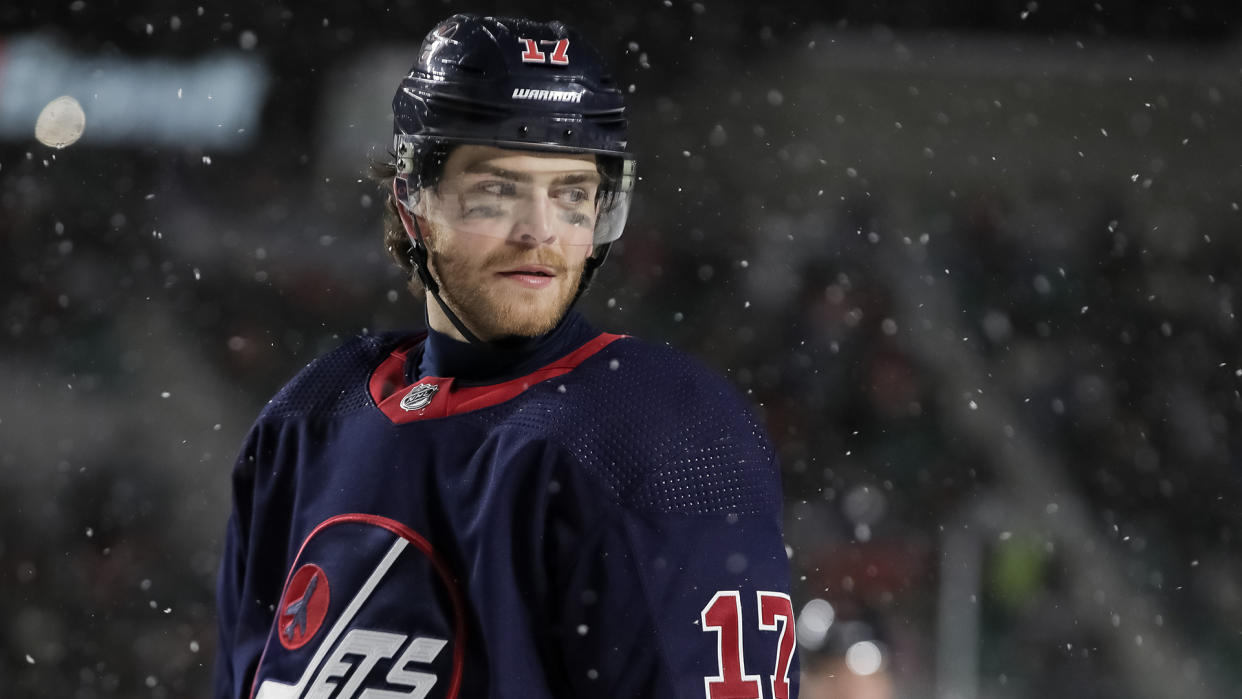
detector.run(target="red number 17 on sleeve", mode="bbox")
[701,591,796,699]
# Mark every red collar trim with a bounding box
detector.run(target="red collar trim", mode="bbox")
[369,332,625,424]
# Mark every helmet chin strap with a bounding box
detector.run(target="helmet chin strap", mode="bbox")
[407,216,486,345]
[574,242,609,304]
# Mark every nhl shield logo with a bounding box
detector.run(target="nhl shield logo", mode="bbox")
[400,383,439,411]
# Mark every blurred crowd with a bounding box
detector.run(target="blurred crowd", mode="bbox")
[2,2,1240,697]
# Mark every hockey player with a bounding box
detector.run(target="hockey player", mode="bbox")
[215,14,797,699]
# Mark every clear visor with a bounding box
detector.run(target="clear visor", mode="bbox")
[410,151,635,249]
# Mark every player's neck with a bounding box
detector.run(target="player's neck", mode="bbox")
[425,299,480,343]
[415,311,592,384]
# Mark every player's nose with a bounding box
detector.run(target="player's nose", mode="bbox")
[508,196,557,247]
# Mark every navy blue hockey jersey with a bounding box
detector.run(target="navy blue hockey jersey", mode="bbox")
[215,313,797,699]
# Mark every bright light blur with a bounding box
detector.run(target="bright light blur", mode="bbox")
[34,95,85,149]
[796,598,835,651]
[844,640,884,676]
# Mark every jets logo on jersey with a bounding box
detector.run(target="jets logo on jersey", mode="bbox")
[252,514,467,699]
[278,564,330,650]
[401,383,439,411]
[518,38,570,65]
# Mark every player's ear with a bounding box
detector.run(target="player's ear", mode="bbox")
[393,179,432,243]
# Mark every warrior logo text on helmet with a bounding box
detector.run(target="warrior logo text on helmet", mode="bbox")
[511,88,583,103]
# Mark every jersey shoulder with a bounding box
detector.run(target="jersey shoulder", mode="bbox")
[548,335,782,516]
[258,331,414,423]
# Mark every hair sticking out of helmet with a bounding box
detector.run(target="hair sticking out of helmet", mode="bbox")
[392,14,636,251]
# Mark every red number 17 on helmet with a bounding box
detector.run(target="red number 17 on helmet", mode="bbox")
[519,38,570,65]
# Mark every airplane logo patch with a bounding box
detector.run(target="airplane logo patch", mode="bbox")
[278,564,331,650]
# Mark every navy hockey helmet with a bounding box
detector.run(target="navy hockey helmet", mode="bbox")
[392,14,637,247]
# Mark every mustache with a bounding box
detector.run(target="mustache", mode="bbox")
[480,247,569,273]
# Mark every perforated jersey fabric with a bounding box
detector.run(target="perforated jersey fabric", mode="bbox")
[217,320,797,699]
[470,337,783,516]
[261,329,781,516]
[260,331,405,421]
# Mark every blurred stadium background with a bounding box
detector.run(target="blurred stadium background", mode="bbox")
[1,1,1239,697]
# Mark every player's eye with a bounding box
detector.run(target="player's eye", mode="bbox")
[475,181,517,197]
[554,185,599,207]
[557,187,588,204]
[457,181,518,218]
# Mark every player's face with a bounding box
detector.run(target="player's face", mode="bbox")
[414,145,599,340]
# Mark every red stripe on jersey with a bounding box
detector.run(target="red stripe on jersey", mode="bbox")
[369,332,625,424]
